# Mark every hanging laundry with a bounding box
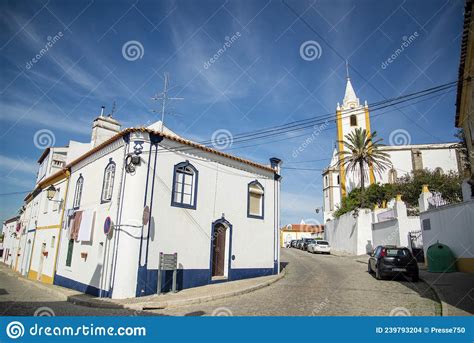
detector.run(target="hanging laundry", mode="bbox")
[70,211,82,240]
[78,209,95,242]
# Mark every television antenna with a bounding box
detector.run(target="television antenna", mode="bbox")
[151,73,184,132]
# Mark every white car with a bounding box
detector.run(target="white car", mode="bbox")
[308,240,331,254]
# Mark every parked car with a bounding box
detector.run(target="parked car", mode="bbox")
[302,238,316,251]
[308,240,331,254]
[299,238,314,251]
[287,240,297,248]
[368,245,419,282]
[290,240,298,248]
[295,239,303,249]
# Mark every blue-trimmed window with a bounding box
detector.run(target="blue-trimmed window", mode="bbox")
[73,174,84,209]
[171,161,198,209]
[247,180,264,219]
[101,159,116,203]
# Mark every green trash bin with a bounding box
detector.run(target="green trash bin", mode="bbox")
[427,243,457,273]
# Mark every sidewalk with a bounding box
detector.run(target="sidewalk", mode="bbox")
[0,263,285,311]
[419,270,474,316]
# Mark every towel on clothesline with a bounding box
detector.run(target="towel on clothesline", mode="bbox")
[70,211,82,240]
[78,209,95,242]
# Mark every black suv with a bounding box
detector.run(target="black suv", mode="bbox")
[368,246,419,282]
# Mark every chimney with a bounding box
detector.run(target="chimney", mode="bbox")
[91,106,121,147]
[270,157,282,174]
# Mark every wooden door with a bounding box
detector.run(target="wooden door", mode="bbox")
[212,225,226,277]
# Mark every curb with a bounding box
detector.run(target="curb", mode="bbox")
[419,276,447,317]
[2,266,287,311]
[138,268,287,311]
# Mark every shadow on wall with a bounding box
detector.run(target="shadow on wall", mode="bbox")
[365,240,373,254]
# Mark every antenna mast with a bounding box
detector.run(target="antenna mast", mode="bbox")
[151,73,184,133]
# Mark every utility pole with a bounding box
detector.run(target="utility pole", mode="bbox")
[151,73,184,133]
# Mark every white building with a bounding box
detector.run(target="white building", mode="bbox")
[2,216,20,268]
[322,76,462,221]
[49,112,281,299]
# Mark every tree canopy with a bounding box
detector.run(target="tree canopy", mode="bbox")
[333,169,463,218]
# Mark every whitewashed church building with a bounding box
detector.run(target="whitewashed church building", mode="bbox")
[50,113,282,299]
[322,76,463,222]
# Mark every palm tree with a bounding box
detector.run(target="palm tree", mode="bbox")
[336,128,392,190]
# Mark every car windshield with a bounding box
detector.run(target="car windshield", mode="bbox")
[317,241,329,245]
[386,248,409,257]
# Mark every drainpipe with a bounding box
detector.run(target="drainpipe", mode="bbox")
[52,170,71,281]
[270,157,282,274]
[107,137,130,297]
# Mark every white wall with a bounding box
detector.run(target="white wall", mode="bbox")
[140,135,277,295]
[325,212,359,255]
[55,138,126,296]
[420,201,474,259]
[29,177,68,282]
[372,219,400,247]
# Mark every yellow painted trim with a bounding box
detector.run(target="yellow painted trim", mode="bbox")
[456,258,474,273]
[364,106,375,185]
[27,269,54,284]
[336,109,347,198]
[26,230,37,277]
[52,172,70,281]
[38,169,70,188]
[36,225,61,230]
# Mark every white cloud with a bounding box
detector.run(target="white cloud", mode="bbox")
[0,101,90,135]
[0,154,38,175]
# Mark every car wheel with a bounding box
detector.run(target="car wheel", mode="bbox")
[411,274,419,282]
[367,263,372,274]
[375,266,383,280]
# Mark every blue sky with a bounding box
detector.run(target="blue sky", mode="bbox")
[0,0,466,226]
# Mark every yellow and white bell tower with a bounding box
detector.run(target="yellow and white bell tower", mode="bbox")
[335,64,375,198]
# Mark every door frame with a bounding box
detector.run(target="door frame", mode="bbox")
[209,217,233,282]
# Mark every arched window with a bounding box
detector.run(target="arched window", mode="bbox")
[171,161,198,209]
[248,180,264,219]
[73,174,84,209]
[388,169,397,184]
[434,167,443,175]
[350,115,357,126]
[101,158,116,203]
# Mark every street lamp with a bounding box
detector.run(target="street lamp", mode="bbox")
[46,185,57,200]
[46,185,63,209]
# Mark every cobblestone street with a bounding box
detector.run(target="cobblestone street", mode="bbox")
[148,248,440,316]
[0,249,441,316]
